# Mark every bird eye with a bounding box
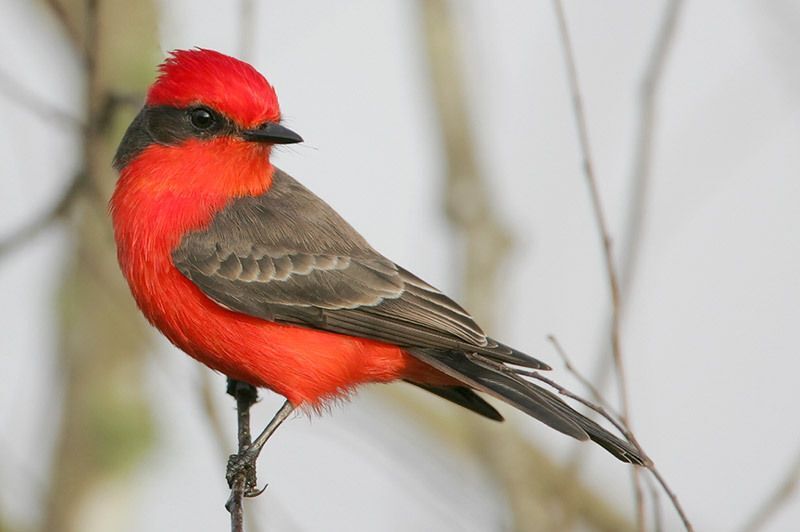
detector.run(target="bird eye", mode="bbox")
[189,107,216,130]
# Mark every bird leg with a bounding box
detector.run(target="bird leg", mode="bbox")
[225,379,295,500]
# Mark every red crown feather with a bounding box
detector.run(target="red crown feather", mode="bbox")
[147,49,281,128]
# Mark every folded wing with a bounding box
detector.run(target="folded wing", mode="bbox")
[172,168,644,465]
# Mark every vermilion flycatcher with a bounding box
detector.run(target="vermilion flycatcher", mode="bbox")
[110,49,643,476]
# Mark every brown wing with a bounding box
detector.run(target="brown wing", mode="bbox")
[172,168,645,464]
[172,168,547,368]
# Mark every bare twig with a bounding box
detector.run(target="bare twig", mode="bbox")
[550,337,664,532]
[418,3,621,529]
[647,460,694,532]
[550,0,632,437]
[419,3,638,529]
[488,362,635,446]
[547,336,694,532]
[199,373,276,531]
[526,364,698,532]
[199,372,297,532]
[739,447,800,532]
[226,379,259,532]
[588,0,686,416]
[212,12,279,519]
[645,473,664,532]
[466,344,639,459]
[548,336,620,416]
[549,1,644,526]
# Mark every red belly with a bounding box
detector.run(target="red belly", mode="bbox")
[132,261,451,405]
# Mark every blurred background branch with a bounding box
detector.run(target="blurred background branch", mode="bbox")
[549,0,645,527]
[739,446,800,532]
[548,0,686,529]
[583,0,685,424]
[0,67,83,128]
[619,0,684,301]
[0,173,84,259]
[414,1,636,530]
[36,2,159,531]
[0,1,795,531]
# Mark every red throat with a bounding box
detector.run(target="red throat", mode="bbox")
[110,138,274,333]
[116,138,273,202]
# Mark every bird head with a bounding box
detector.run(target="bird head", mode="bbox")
[113,49,302,175]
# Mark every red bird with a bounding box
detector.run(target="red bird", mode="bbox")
[111,49,643,471]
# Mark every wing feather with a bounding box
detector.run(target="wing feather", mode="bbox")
[173,168,547,369]
[170,168,644,464]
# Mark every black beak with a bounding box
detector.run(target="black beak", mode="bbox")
[242,123,303,144]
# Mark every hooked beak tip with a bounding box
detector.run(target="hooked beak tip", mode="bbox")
[242,123,303,145]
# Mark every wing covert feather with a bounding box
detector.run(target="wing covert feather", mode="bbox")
[173,168,547,368]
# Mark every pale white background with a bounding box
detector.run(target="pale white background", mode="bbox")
[1,1,798,531]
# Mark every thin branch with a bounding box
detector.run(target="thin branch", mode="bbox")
[199,372,276,531]
[547,336,694,532]
[587,0,686,419]
[645,466,664,532]
[647,460,694,532]
[500,365,635,447]
[466,345,638,458]
[739,447,800,532]
[548,336,620,416]
[226,379,259,532]
[549,0,644,527]
[0,174,84,259]
[526,369,698,532]
[550,0,632,435]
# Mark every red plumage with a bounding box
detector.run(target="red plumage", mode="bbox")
[147,49,281,128]
[111,137,445,406]
[109,49,645,465]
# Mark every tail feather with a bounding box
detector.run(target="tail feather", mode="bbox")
[407,382,504,421]
[482,336,551,370]
[409,348,645,465]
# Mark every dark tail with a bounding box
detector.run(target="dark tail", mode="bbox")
[408,348,646,465]
[407,381,504,421]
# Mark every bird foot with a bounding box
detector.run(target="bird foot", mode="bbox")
[226,448,268,498]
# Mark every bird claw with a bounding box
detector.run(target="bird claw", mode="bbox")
[245,482,269,498]
[226,450,270,499]
[226,448,259,493]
